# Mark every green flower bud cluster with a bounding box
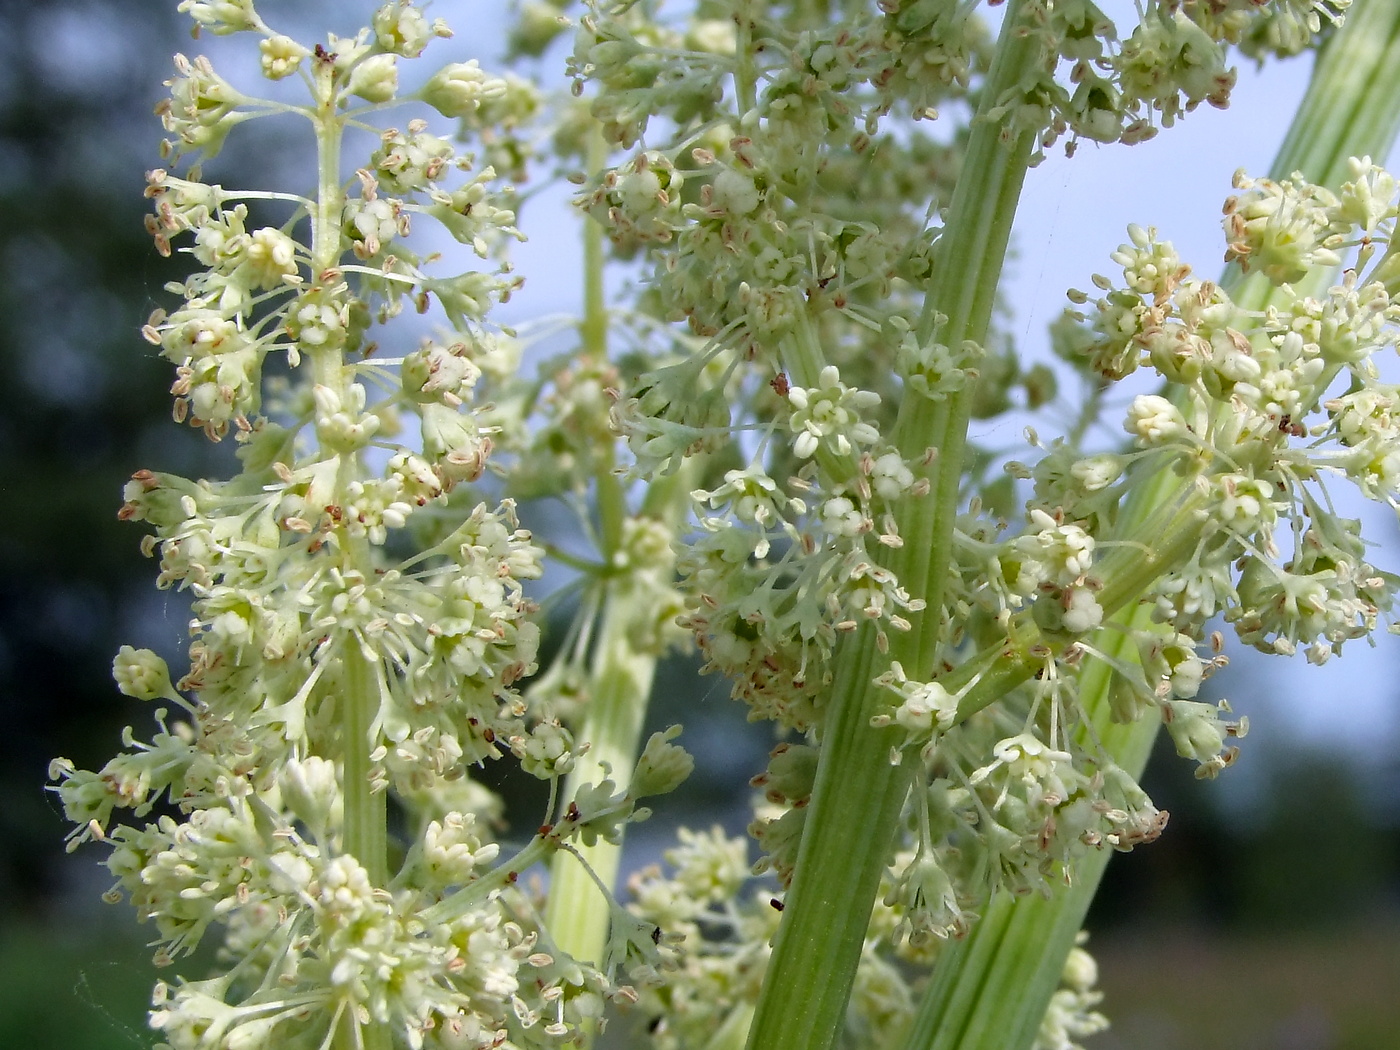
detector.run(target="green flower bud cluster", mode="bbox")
[985,0,1343,157]
[678,424,930,731]
[1062,161,1400,666]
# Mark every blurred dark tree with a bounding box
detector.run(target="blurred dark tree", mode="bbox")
[1233,753,1395,929]
[0,0,338,917]
[0,0,196,911]
[1091,734,1400,933]
[0,4,335,1041]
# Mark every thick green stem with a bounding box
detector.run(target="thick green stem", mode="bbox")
[743,5,1043,1048]
[890,9,1042,658]
[582,123,627,564]
[541,121,698,1049]
[307,92,389,891]
[900,5,1400,1049]
[543,584,659,955]
[539,468,695,986]
[1268,1,1400,227]
[733,0,758,116]
[543,121,649,999]
[310,69,344,277]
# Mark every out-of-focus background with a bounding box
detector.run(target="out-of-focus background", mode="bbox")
[0,2,1395,1048]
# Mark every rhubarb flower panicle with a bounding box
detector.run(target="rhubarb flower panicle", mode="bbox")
[52,4,687,1048]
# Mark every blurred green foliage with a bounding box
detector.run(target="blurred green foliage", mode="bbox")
[0,918,154,1050]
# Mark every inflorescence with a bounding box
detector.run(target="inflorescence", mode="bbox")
[49,2,1385,1049]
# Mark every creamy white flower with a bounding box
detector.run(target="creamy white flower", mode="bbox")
[1125,393,1189,445]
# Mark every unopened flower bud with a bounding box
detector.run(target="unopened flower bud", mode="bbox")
[347,53,399,103]
[421,61,508,118]
[112,646,175,701]
[631,725,693,798]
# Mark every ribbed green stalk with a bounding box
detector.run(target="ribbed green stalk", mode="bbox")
[341,642,388,886]
[340,638,389,1050]
[543,583,660,957]
[542,119,644,1023]
[892,4,1045,671]
[743,5,1043,1048]
[1271,1,1400,217]
[541,458,697,982]
[541,122,699,1050]
[901,6,1400,1048]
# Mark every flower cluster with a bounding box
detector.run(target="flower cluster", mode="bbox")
[802,156,1400,948]
[1062,157,1400,662]
[52,4,696,1048]
[622,818,1110,1050]
[52,1,1383,1048]
[578,0,1345,756]
[990,0,1347,158]
[678,419,929,731]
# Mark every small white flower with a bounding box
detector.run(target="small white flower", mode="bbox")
[1125,394,1189,445]
[1214,472,1276,532]
[313,381,381,452]
[1017,509,1095,586]
[1068,454,1121,492]
[821,496,866,537]
[423,812,499,886]
[787,366,881,459]
[893,680,957,734]
[278,756,341,834]
[373,2,449,57]
[421,60,508,118]
[1060,585,1103,634]
[632,725,694,798]
[872,661,964,739]
[259,35,308,81]
[243,227,299,288]
[710,168,760,215]
[177,1,258,36]
[871,452,916,500]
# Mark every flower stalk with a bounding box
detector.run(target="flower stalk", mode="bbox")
[544,588,658,956]
[745,3,1044,1046]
